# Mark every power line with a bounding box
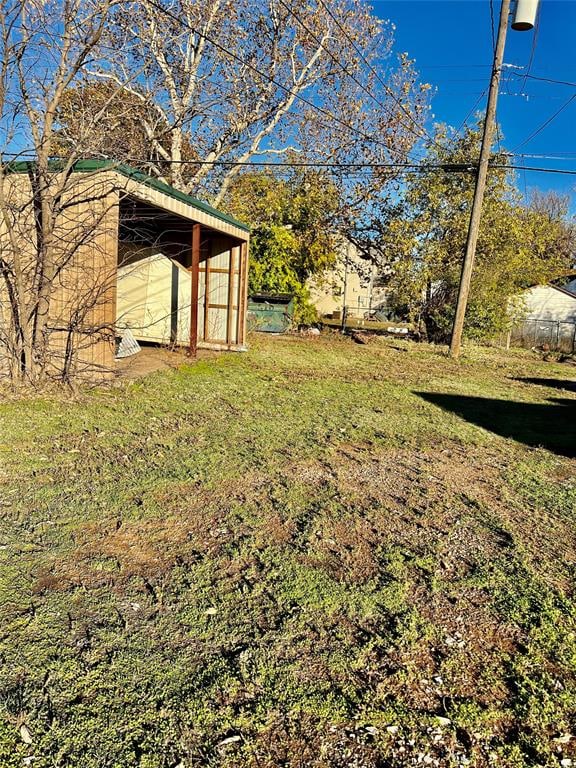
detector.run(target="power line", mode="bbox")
[8,153,576,178]
[453,88,488,137]
[505,163,576,176]
[520,153,529,203]
[520,1,540,91]
[489,0,497,54]
[0,152,450,170]
[489,0,503,154]
[500,92,569,100]
[512,92,576,151]
[376,62,494,69]
[108,157,478,171]
[511,71,576,88]
[426,78,494,83]
[504,151,576,160]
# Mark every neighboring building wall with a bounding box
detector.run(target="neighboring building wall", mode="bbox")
[522,285,576,323]
[510,285,576,353]
[308,242,378,318]
[309,265,368,318]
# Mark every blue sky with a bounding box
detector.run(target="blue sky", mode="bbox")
[374,0,576,205]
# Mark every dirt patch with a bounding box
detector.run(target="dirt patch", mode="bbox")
[327,443,576,589]
[115,345,218,380]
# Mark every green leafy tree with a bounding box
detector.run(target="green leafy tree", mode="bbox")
[224,169,341,323]
[386,125,575,342]
[247,225,319,324]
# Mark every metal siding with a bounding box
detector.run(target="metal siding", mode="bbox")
[1,169,250,374]
[523,285,576,323]
[120,177,249,242]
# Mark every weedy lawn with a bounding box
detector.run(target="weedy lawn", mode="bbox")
[1,333,575,768]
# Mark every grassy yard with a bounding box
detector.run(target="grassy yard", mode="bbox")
[1,333,575,768]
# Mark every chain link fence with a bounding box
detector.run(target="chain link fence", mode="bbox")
[509,319,576,353]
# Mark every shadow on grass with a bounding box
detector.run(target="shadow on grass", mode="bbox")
[416,391,576,458]
[513,377,576,392]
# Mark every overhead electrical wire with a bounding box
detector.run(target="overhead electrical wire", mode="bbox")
[520,1,540,92]
[452,88,488,138]
[506,151,576,159]
[488,0,505,155]
[7,152,576,178]
[411,5,500,147]
[505,163,576,176]
[16,1,574,186]
[512,92,576,151]
[520,153,529,202]
[373,62,493,69]
[489,0,497,54]
[39,0,554,176]
[511,71,576,88]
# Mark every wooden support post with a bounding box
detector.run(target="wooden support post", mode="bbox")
[226,246,236,345]
[238,240,249,345]
[189,223,200,357]
[236,244,243,345]
[203,243,211,343]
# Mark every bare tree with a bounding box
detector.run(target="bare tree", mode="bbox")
[0,0,131,384]
[0,0,430,384]
[60,0,429,202]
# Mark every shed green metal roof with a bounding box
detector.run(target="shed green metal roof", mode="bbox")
[6,159,250,234]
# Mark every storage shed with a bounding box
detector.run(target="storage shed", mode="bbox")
[0,162,250,378]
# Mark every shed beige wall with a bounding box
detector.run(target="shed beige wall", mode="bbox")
[0,172,119,378]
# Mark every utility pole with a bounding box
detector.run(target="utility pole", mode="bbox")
[449,0,510,358]
[368,263,374,316]
[449,0,538,358]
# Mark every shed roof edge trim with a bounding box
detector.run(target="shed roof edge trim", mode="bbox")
[547,283,576,299]
[5,159,251,234]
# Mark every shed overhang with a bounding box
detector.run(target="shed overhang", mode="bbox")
[114,174,249,242]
